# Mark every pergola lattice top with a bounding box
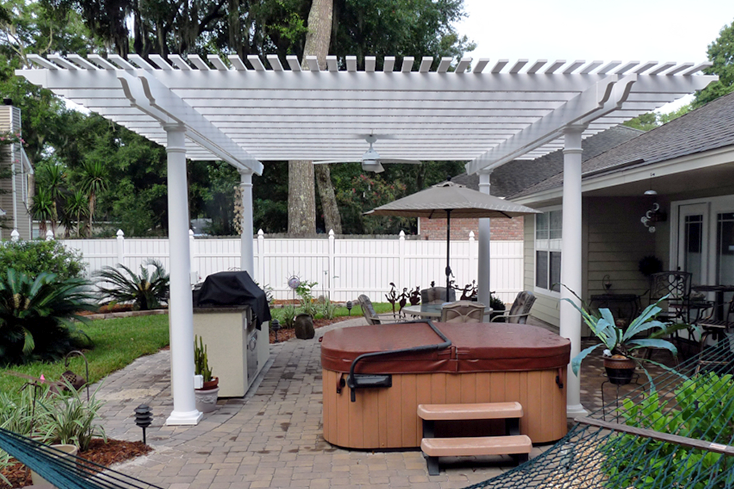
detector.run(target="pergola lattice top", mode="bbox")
[19,54,716,175]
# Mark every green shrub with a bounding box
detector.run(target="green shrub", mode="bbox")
[605,372,734,488]
[0,270,97,365]
[319,298,338,320]
[95,259,169,310]
[0,240,86,281]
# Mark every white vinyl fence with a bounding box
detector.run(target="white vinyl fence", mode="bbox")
[57,230,524,303]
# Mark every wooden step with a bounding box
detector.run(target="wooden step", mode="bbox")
[421,435,532,457]
[417,402,523,421]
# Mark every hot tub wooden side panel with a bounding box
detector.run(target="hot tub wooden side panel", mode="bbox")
[323,368,567,449]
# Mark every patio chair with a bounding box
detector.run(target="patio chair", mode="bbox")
[440,301,486,323]
[358,294,381,325]
[421,287,456,304]
[490,291,536,324]
[648,271,692,323]
[698,298,734,349]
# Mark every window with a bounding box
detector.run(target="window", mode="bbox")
[535,210,562,293]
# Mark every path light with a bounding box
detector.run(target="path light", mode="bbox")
[271,319,280,342]
[346,301,353,316]
[134,404,152,444]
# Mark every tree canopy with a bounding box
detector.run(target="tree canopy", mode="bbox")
[694,19,734,108]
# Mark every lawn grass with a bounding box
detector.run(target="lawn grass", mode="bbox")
[0,314,170,396]
[270,301,395,322]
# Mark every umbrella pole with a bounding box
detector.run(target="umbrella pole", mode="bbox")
[446,209,452,302]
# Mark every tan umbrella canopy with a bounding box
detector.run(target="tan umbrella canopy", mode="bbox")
[366,181,540,300]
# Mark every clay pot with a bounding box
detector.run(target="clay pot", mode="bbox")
[604,356,636,385]
[294,313,315,339]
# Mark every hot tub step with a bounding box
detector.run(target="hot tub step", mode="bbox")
[417,402,523,421]
[421,435,532,475]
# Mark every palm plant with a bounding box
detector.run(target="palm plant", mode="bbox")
[64,190,90,237]
[0,270,96,365]
[95,259,169,311]
[30,186,54,236]
[39,163,66,235]
[80,161,107,236]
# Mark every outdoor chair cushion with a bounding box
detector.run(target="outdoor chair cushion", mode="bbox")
[440,301,485,323]
[421,287,456,304]
[358,294,381,325]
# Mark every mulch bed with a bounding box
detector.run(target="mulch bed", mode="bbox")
[269,317,352,343]
[0,439,152,489]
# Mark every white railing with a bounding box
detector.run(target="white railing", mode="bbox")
[55,230,524,303]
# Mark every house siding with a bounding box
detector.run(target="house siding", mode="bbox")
[585,197,657,300]
[0,105,31,241]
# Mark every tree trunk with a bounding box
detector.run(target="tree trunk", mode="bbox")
[315,164,341,233]
[287,160,316,236]
[287,0,338,236]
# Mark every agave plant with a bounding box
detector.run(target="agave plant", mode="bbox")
[95,259,169,311]
[0,270,96,365]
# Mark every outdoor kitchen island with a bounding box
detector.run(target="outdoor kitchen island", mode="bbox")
[321,321,570,449]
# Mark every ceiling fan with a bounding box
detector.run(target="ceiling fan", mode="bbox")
[313,134,421,173]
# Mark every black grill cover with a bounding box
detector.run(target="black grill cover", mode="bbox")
[192,271,272,329]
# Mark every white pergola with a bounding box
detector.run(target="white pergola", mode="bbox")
[19,54,716,424]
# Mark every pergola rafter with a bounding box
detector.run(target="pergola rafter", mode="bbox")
[20,55,712,167]
[16,53,717,426]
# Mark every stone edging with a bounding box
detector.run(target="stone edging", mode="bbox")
[83,309,168,321]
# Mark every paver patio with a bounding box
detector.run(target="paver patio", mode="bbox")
[93,316,632,489]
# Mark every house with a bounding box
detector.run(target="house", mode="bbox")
[508,91,734,328]
[418,125,643,241]
[0,100,33,241]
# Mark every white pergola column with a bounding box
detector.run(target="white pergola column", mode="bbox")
[164,123,202,426]
[239,171,255,276]
[477,170,493,306]
[560,124,587,417]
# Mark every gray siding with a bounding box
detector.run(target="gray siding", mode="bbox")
[0,105,32,241]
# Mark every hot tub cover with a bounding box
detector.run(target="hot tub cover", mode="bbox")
[193,271,272,329]
[321,322,570,374]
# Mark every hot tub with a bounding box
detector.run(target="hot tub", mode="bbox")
[321,321,570,449]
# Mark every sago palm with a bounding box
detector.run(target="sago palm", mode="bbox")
[0,270,96,365]
[95,259,169,311]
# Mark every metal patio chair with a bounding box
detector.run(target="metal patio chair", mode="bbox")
[491,291,536,324]
[358,294,381,325]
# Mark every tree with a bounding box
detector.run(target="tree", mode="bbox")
[287,0,333,236]
[79,160,107,235]
[694,19,734,108]
[30,186,54,235]
[64,189,89,237]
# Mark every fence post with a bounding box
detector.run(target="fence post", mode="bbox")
[469,231,476,285]
[399,230,406,291]
[328,230,335,300]
[116,229,124,265]
[257,229,265,283]
[45,229,54,241]
[189,229,197,284]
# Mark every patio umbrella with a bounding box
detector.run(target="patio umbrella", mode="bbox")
[366,181,540,300]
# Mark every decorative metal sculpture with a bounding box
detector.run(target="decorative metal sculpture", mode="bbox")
[459,280,478,301]
[398,288,409,317]
[385,283,398,317]
[409,286,421,305]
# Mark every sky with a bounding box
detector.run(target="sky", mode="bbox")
[458,0,734,112]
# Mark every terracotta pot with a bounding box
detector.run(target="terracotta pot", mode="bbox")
[31,444,78,486]
[604,356,636,385]
[201,377,219,390]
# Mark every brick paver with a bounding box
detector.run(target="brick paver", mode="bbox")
[94,316,593,489]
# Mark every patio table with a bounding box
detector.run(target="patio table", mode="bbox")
[403,303,492,319]
[691,284,734,321]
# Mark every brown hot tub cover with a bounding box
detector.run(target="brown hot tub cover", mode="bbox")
[320,321,570,374]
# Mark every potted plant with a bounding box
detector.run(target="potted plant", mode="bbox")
[194,336,219,413]
[565,290,684,386]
